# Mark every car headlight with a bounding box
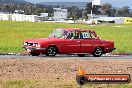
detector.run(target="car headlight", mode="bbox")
[24,42,28,45]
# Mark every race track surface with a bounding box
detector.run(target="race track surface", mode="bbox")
[0,54,132,60]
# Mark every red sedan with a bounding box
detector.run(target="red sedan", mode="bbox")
[23,28,115,57]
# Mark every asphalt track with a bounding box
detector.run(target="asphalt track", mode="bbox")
[0,54,132,60]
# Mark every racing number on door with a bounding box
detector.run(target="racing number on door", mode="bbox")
[81,32,91,39]
[82,33,88,38]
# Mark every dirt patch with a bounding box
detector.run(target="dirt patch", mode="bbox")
[0,58,132,87]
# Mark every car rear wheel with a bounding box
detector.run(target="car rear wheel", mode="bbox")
[92,47,103,57]
[78,54,85,57]
[45,46,57,56]
[30,52,40,56]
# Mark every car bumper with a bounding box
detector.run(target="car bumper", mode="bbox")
[23,46,46,52]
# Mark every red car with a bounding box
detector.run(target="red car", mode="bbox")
[23,28,115,57]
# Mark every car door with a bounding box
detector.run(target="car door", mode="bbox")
[63,39,81,53]
[80,31,95,53]
[61,30,81,53]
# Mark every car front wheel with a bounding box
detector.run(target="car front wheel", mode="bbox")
[92,47,103,57]
[45,46,57,56]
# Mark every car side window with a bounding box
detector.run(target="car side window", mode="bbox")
[70,31,79,39]
[80,32,91,39]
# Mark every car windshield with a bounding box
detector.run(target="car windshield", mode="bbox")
[49,29,69,38]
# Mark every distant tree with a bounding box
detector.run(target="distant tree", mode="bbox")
[0,3,51,15]
[116,8,122,16]
[122,6,131,17]
[66,6,82,19]
[101,3,112,16]
[109,8,116,17]
[83,2,102,19]
[45,5,53,16]
[78,9,83,18]
[83,2,92,20]
[116,6,131,17]
[130,10,132,17]
[5,5,10,11]
[92,5,101,15]
[85,2,92,14]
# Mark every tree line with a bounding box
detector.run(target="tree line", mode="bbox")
[70,2,132,19]
[0,2,132,19]
[0,3,51,15]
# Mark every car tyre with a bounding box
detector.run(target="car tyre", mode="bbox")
[45,46,57,56]
[92,47,103,57]
[30,52,40,56]
[78,54,85,57]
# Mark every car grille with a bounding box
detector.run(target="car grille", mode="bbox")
[27,43,33,46]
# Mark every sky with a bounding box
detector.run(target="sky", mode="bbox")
[25,0,132,9]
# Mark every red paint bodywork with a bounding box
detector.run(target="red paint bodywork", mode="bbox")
[23,28,115,55]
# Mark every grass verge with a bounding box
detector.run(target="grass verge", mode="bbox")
[0,80,132,88]
[0,21,132,53]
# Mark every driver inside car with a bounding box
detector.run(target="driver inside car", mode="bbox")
[61,30,70,39]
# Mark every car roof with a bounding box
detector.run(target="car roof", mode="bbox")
[62,28,95,32]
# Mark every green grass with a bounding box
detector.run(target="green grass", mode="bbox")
[0,21,132,53]
[0,80,39,88]
[0,80,132,88]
